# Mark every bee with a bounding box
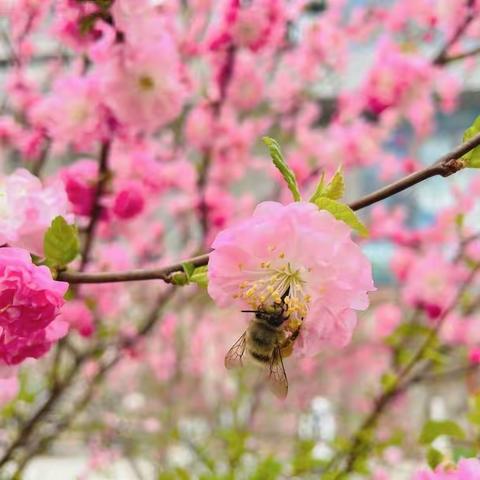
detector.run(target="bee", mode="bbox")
[224,294,301,399]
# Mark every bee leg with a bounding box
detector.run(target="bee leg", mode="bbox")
[279,326,301,358]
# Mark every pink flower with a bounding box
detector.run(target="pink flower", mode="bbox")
[0,248,68,366]
[184,105,216,150]
[374,303,402,338]
[402,251,463,320]
[100,35,188,133]
[208,201,375,356]
[227,52,264,112]
[31,73,105,151]
[413,458,480,479]
[59,159,98,217]
[58,300,94,338]
[469,347,480,364]
[0,375,19,407]
[209,0,286,52]
[0,169,71,255]
[112,181,145,220]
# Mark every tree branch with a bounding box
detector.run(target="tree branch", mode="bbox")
[58,132,480,285]
[433,0,476,65]
[80,140,111,270]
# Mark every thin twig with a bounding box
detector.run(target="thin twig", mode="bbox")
[80,141,111,270]
[433,0,476,65]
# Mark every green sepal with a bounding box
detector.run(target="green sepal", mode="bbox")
[43,216,80,269]
[263,136,301,201]
[170,272,189,286]
[313,197,368,236]
[190,266,208,288]
[419,420,465,445]
[181,262,195,281]
[310,167,345,203]
[178,263,208,287]
[462,115,480,167]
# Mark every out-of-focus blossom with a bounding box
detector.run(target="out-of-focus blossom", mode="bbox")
[208,201,375,356]
[60,159,98,217]
[0,374,19,407]
[0,248,68,366]
[184,105,216,151]
[58,300,94,338]
[227,52,264,112]
[31,73,105,151]
[0,169,70,255]
[413,458,480,479]
[100,35,188,133]
[374,303,402,338]
[402,251,464,320]
[113,181,145,220]
[209,0,286,52]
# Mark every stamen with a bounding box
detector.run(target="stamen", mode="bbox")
[236,261,310,322]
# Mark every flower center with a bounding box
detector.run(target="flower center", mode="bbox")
[236,260,311,323]
[138,74,156,92]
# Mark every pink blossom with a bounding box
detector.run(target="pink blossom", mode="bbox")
[0,169,71,255]
[227,52,264,112]
[209,0,286,52]
[184,105,216,151]
[100,36,188,133]
[59,159,98,217]
[0,248,68,366]
[374,303,402,338]
[469,347,480,364]
[402,251,463,320]
[31,73,105,151]
[112,181,145,220]
[208,201,375,356]
[58,300,94,338]
[0,375,19,406]
[413,458,480,479]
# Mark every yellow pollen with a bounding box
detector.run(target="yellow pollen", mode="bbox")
[138,74,155,91]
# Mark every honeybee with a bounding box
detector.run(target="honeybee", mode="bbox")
[224,296,301,399]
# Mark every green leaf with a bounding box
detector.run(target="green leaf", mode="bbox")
[43,216,79,268]
[190,266,208,287]
[427,447,443,469]
[419,420,465,445]
[263,137,301,201]
[467,394,480,425]
[462,115,480,167]
[251,457,282,480]
[453,445,478,461]
[313,197,368,236]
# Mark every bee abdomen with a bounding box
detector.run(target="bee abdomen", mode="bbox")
[249,350,271,364]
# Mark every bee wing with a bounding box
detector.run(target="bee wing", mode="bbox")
[224,332,247,369]
[265,346,288,399]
